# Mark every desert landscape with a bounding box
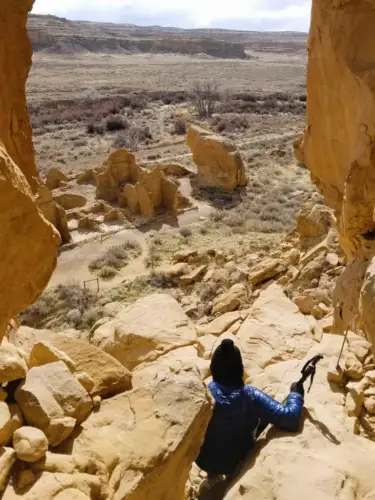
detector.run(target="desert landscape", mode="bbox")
[3,1,375,499]
[25,14,311,312]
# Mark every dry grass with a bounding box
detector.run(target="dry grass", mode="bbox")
[102,272,175,304]
[27,53,306,105]
[193,136,315,234]
[21,282,103,330]
[27,48,306,176]
[89,241,142,278]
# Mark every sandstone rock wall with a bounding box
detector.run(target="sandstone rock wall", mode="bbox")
[0,0,39,192]
[303,0,375,260]
[0,0,59,340]
[36,186,71,244]
[301,0,375,346]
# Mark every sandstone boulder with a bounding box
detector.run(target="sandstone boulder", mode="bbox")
[11,327,133,398]
[30,341,76,373]
[238,284,314,380]
[91,294,197,370]
[15,361,93,446]
[13,426,48,463]
[0,404,11,446]
[0,447,15,491]
[346,381,365,417]
[187,125,247,191]
[180,265,207,285]
[348,336,371,363]
[345,352,364,380]
[197,311,242,337]
[131,345,201,387]
[297,201,335,247]
[0,339,27,383]
[8,404,24,436]
[16,469,36,490]
[212,284,248,315]
[45,169,69,190]
[172,248,198,263]
[248,258,287,286]
[164,262,191,278]
[3,471,101,499]
[75,373,95,394]
[54,369,212,500]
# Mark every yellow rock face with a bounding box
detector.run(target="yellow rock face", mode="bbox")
[0,0,59,341]
[187,124,248,192]
[303,0,375,259]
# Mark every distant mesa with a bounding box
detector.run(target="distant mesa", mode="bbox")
[27,14,247,59]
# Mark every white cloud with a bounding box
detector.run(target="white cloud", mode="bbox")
[32,0,311,31]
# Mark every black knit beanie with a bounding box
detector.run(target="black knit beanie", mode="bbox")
[210,338,244,388]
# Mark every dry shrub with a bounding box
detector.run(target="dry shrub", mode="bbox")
[103,273,175,304]
[87,122,104,135]
[179,227,192,238]
[29,93,149,133]
[98,266,117,279]
[193,82,218,118]
[218,91,306,115]
[213,115,249,133]
[89,241,141,274]
[113,125,153,151]
[105,114,129,132]
[172,117,187,135]
[21,282,101,330]
[113,130,139,151]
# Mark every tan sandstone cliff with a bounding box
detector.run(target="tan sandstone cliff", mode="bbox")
[301,0,375,345]
[0,0,58,340]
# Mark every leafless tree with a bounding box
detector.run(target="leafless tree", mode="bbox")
[193,82,218,118]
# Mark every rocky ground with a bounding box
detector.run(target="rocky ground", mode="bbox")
[4,3,375,500]
[5,194,375,499]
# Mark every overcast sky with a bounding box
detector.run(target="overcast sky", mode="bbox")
[32,0,311,32]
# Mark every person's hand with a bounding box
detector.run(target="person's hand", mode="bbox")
[290,381,304,397]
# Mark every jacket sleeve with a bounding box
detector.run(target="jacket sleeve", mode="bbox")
[246,386,303,432]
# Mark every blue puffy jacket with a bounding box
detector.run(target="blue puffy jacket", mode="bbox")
[196,381,303,475]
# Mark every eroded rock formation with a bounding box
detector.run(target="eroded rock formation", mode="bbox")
[187,125,248,191]
[304,0,375,260]
[96,149,180,217]
[301,0,375,347]
[36,186,71,244]
[0,0,59,340]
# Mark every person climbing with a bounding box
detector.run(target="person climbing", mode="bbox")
[195,338,304,494]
